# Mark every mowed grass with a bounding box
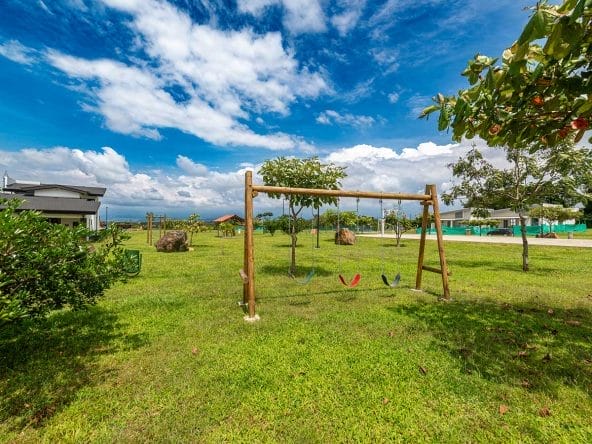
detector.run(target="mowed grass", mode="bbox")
[1,229,591,442]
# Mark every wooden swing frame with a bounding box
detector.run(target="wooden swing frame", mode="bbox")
[240,171,450,321]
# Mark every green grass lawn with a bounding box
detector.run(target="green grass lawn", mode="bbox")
[1,230,591,442]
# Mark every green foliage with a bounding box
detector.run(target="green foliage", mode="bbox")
[0,199,129,325]
[185,213,202,245]
[258,156,346,274]
[276,215,310,235]
[258,156,347,210]
[384,209,417,245]
[529,205,581,231]
[421,0,592,147]
[441,140,592,270]
[217,222,236,237]
[319,209,358,229]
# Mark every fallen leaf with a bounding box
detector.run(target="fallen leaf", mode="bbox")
[516,350,528,358]
[566,320,581,326]
[499,404,509,415]
[539,406,551,417]
[419,366,428,375]
[521,379,531,388]
[382,398,390,405]
[583,359,592,366]
[547,309,554,316]
[388,331,395,337]
[191,347,199,355]
[524,343,537,350]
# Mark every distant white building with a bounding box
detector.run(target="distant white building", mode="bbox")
[440,204,578,228]
[1,171,105,230]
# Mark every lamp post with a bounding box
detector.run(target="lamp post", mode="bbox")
[105,206,108,229]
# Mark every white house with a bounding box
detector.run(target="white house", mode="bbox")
[1,171,105,230]
[440,204,578,228]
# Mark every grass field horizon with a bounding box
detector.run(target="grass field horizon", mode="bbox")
[1,229,591,442]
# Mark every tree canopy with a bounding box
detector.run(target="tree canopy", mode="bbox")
[421,0,591,148]
[258,156,346,274]
[1,199,129,325]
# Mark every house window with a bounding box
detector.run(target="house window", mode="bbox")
[48,218,61,224]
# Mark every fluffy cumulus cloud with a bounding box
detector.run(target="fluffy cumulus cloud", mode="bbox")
[4,0,329,151]
[323,138,508,215]
[0,138,508,218]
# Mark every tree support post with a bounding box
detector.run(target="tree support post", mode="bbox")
[243,171,259,322]
[414,184,450,299]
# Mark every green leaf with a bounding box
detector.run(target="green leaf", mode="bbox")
[438,106,449,131]
[518,10,553,45]
[419,104,440,118]
[558,0,578,13]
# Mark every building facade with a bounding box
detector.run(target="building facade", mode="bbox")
[1,172,105,230]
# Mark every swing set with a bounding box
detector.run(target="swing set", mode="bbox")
[240,171,450,322]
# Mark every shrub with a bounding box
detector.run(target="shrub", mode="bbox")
[0,199,129,325]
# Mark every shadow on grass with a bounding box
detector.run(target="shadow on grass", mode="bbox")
[390,300,592,394]
[259,264,333,277]
[0,307,147,430]
[449,258,558,274]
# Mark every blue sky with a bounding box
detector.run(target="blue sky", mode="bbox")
[0,0,533,219]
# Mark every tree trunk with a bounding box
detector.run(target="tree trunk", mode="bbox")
[289,210,298,275]
[519,214,529,272]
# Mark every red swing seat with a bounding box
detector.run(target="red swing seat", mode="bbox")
[339,273,361,288]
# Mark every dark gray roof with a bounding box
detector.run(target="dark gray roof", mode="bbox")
[3,183,106,196]
[0,193,100,214]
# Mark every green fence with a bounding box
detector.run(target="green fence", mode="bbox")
[416,223,587,236]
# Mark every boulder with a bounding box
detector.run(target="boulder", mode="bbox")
[335,228,356,245]
[536,232,559,239]
[156,230,189,252]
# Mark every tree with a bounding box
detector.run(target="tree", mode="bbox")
[319,209,358,230]
[441,140,592,270]
[258,157,346,275]
[384,210,417,246]
[529,205,581,233]
[0,199,129,325]
[420,0,592,270]
[421,0,592,148]
[185,213,201,246]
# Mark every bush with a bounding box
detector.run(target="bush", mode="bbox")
[0,199,130,325]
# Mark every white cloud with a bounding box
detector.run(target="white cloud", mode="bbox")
[330,0,366,36]
[0,40,37,65]
[0,145,251,217]
[0,139,508,218]
[237,0,326,34]
[406,94,432,118]
[316,110,375,127]
[38,1,53,14]
[323,138,508,214]
[388,92,399,103]
[10,0,329,151]
[176,155,209,176]
[370,48,399,74]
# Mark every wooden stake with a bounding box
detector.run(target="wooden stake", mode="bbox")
[430,184,450,300]
[415,185,430,291]
[244,171,257,319]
